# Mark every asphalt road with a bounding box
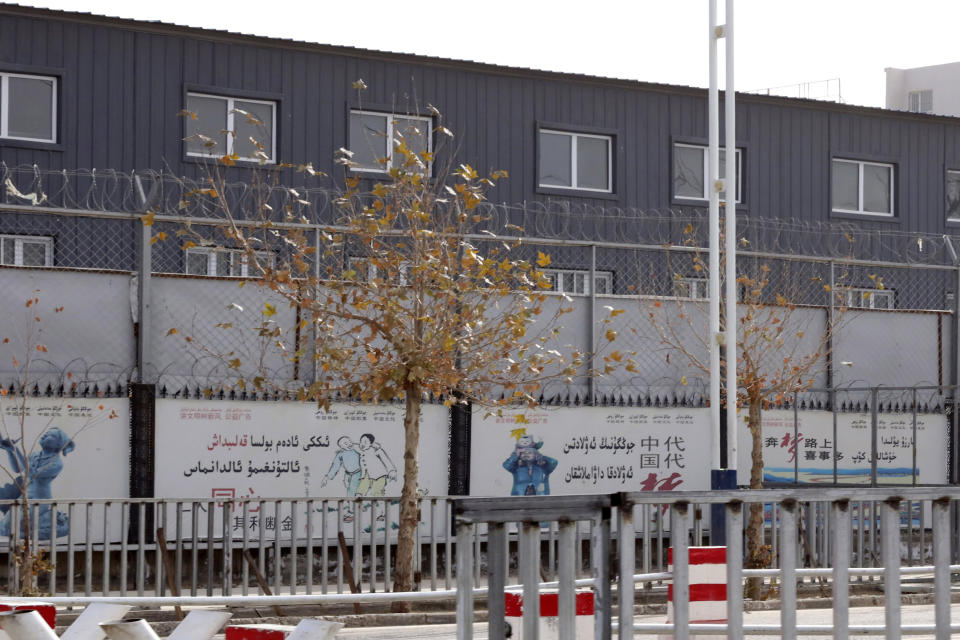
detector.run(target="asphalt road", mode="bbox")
[332,603,960,639]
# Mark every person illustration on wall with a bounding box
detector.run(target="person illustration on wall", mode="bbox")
[503,432,558,496]
[356,433,397,497]
[0,427,75,538]
[321,436,362,496]
[320,436,365,522]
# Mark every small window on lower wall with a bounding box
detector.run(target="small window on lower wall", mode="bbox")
[538,129,612,193]
[947,170,960,221]
[185,248,273,277]
[541,268,612,295]
[673,276,708,300]
[832,159,894,216]
[845,287,895,310]
[0,235,53,266]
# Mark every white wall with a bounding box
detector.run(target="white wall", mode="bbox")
[885,62,960,116]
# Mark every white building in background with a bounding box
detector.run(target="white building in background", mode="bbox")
[885,62,960,116]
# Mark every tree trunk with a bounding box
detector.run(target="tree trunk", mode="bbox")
[18,493,36,595]
[391,381,421,612]
[744,396,767,600]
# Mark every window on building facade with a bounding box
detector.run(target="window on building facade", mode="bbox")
[673,144,741,203]
[185,93,276,162]
[845,286,895,310]
[0,235,53,266]
[185,248,273,277]
[541,268,612,295]
[673,276,708,300]
[349,111,432,173]
[947,170,960,220]
[538,130,612,192]
[831,159,894,216]
[908,90,933,114]
[0,72,56,143]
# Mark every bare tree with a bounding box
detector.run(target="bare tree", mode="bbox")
[641,222,858,598]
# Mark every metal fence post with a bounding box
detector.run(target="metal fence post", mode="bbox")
[882,498,902,640]
[455,519,474,640]
[136,210,153,384]
[870,387,879,487]
[670,502,689,640]
[617,498,635,640]
[487,522,507,640]
[589,244,597,406]
[780,499,798,640]
[725,501,743,639]
[520,522,541,640]
[932,498,951,640]
[593,506,612,640]
[832,499,850,640]
[558,521,576,640]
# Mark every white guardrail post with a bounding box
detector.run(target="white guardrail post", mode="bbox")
[60,603,133,640]
[167,610,232,640]
[99,619,161,640]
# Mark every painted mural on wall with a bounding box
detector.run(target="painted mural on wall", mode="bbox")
[155,400,447,534]
[737,409,949,485]
[0,398,128,540]
[470,406,713,496]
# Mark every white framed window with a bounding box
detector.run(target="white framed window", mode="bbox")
[673,143,742,203]
[947,169,960,220]
[346,256,417,285]
[845,286,895,310]
[541,268,612,295]
[832,159,894,216]
[185,248,273,277]
[0,235,53,266]
[0,72,57,143]
[349,110,432,173]
[539,129,612,193]
[908,90,933,114]
[184,93,276,163]
[673,276,708,300]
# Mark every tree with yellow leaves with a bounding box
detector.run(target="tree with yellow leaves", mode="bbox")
[176,86,615,607]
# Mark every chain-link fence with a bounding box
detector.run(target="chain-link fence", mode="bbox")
[0,163,958,401]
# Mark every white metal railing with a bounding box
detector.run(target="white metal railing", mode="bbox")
[454,488,960,640]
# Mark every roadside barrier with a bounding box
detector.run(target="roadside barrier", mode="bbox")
[504,589,595,640]
[663,547,726,640]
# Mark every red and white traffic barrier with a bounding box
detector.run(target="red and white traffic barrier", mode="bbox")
[665,546,727,640]
[504,589,594,640]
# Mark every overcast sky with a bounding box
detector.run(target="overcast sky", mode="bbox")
[11,0,960,108]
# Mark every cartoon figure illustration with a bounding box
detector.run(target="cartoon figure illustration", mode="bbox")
[503,430,558,496]
[356,433,397,497]
[0,427,75,538]
[321,436,362,496]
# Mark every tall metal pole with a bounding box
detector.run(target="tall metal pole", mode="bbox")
[708,0,722,472]
[724,0,738,481]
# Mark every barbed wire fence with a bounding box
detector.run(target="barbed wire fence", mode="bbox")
[0,163,957,406]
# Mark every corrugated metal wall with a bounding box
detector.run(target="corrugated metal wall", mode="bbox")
[3,8,960,237]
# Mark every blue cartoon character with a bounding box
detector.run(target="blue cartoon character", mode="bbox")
[0,427,75,538]
[503,432,558,496]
